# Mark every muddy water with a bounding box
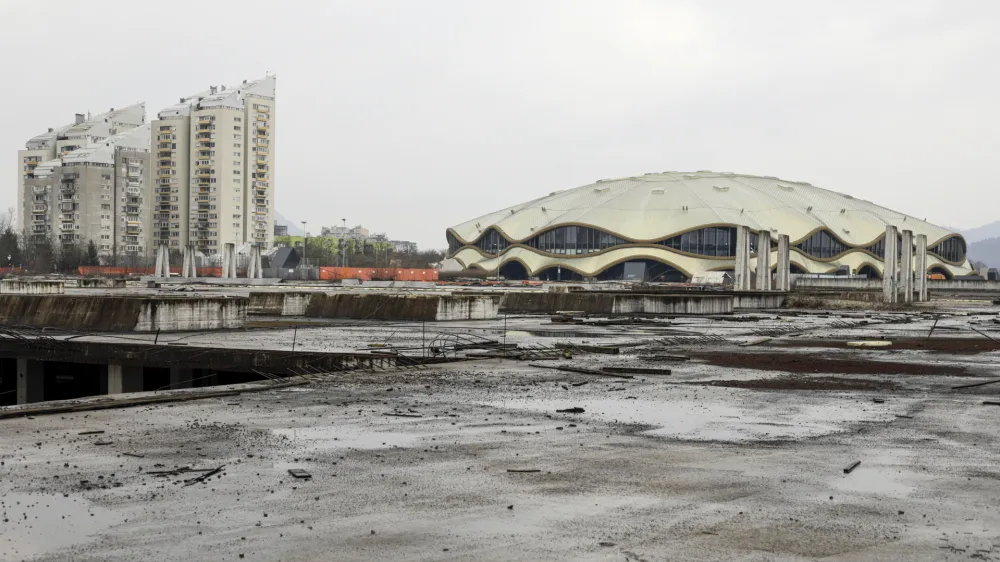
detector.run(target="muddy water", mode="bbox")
[0,493,123,561]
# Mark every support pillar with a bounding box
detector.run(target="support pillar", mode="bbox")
[154,245,170,279]
[756,230,772,291]
[915,234,928,302]
[900,229,914,303]
[246,246,263,279]
[169,367,193,389]
[16,358,44,404]
[105,363,144,395]
[882,225,898,304]
[221,243,237,279]
[775,234,790,291]
[182,244,197,278]
[734,225,752,291]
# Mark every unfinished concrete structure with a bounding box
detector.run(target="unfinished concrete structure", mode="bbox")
[247,245,263,279]
[734,225,752,291]
[916,233,928,301]
[882,225,898,303]
[775,234,791,291]
[756,229,772,291]
[221,243,237,279]
[181,244,197,278]
[154,245,170,278]
[900,229,914,303]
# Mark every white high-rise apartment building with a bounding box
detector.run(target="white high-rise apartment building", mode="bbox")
[151,75,275,254]
[17,105,152,257]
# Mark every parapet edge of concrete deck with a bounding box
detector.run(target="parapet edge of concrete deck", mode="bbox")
[302,292,500,321]
[0,294,249,332]
[499,291,744,315]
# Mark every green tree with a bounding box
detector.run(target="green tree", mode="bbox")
[84,240,101,266]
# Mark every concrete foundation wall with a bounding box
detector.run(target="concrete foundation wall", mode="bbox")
[501,292,734,315]
[0,295,247,332]
[248,292,315,316]
[733,293,788,309]
[135,298,248,332]
[794,277,1000,295]
[305,293,499,321]
[435,295,500,320]
[793,278,882,291]
[74,278,127,289]
[1,280,65,294]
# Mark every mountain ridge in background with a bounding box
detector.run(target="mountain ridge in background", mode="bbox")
[273,210,303,236]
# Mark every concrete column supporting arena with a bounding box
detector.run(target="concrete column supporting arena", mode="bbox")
[883,225,898,304]
[915,234,928,302]
[734,225,752,291]
[775,234,791,291]
[16,358,44,404]
[182,245,198,278]
[170,367,194,389]
[900,229,914,303]
[155,245,170,279]
[756,230,772,291]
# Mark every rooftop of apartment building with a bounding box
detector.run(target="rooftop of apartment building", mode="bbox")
[24,103,146,150]
[156,74,276,119]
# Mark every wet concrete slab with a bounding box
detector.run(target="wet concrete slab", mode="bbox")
[3,301,1000,559]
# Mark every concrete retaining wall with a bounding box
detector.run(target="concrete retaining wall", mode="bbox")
[74,278,127,289]
[135,298,247,331]
[0,295,247,332]
[305,293,499,321]
[501,292,733,315]
[793,278,881,291]
[248,292,315,316]
[733,293,788,309]
[1,280,65,294]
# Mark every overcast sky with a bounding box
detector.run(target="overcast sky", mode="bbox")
[2,0,998,249]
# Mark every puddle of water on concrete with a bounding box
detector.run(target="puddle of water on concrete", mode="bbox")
[831,450,921,498]
[273,425,423,450]
[0,492,123,561]
[482,395,893,442]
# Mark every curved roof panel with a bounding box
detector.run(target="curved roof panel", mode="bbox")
[448,171,957,247]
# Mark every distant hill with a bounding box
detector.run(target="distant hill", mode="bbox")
[968,236,1000,269]
[273,210,303,236]
[958,221,1000,244]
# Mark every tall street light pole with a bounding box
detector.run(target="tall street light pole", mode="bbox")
[341,218,347,268]
[300,221,307,273]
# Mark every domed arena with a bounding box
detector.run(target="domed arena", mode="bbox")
[446,171,972,282]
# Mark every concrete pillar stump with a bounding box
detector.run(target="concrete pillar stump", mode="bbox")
[883,225,899,304]
[182,245,198,278]
[154,245,170,279]
[900,229,914,303]
[775,234,791,291]
[915,234,928,302]
[756,230,772,291]
[734,225,752,291]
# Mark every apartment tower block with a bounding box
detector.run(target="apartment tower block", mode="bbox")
[151,75,275,254]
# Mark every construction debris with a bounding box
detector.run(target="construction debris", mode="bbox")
[843,460,861,474]
[287,469,312,479]
[847,341,892,348]
[556,407,585,414]
[528,363,633,380]
[951,378,1000,390]
[601,366,672,376]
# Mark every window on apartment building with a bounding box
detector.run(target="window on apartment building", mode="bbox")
[234,126,241,131]
[233,134,240,140]
[233,170,241,175]
[101,204,111,210]
[234,143,241,148]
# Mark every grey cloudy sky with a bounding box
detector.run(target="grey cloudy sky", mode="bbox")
[2,0,998,249]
